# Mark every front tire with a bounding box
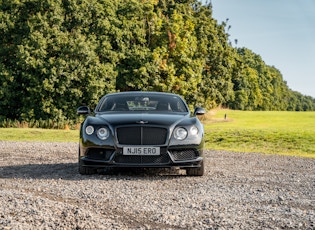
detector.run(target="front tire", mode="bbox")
[78,148,97,175]
[186,160,204,176]
[79,159,97,175]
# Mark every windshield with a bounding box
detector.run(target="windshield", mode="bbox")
[97,94,188,113]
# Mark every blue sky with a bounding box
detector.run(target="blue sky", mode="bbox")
[204,0,315,98]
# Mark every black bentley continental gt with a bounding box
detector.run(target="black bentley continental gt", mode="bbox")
[77,91,205,176]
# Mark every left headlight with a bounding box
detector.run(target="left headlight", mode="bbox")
[96,127,110,140]
[174,127,188,140]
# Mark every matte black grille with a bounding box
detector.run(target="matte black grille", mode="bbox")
[86,148,114,160]
[114,149,171,164]
[169,149,199,161]
[117,127,167,145]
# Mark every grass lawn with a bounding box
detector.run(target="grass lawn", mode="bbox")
[0,110,314,158]
[203,110,315,158]
[0,128,79,142]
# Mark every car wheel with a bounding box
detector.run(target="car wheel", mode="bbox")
[78,160,97,175]
[78,148,97,175]
[186,160,204,176]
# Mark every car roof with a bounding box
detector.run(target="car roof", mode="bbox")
[104,91,180,97]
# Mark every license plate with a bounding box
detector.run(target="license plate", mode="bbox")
[123,147,160,156]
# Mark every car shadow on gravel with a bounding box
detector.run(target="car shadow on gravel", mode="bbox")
[0,164,187,180]
[0,163,78,180]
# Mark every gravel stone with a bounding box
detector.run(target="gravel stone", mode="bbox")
[0,141,314,229]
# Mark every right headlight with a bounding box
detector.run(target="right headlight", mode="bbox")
[85,125,94,135]
[174,127,188,140]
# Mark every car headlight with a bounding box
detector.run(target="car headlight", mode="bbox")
[174,127,188,140]
[190,126,198,135]
[85,125,94,135]
[97,127,110,140]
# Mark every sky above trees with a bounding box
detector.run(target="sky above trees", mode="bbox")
[210,0,315,97]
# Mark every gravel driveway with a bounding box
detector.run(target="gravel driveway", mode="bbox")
[0,141,314,229]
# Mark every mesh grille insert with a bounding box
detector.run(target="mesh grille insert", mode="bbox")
[86,149,114,160]
[117,127,167,145]
[169,149,199,161]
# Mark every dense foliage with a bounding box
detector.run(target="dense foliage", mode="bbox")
[1,0,314,123]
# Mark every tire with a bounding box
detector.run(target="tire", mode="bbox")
[78,160,97,175]
[78,148,97,175]
[186,160,204,176]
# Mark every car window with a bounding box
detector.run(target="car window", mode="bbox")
[98,95,188,113]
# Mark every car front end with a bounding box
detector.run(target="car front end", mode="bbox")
[77,91,205,176]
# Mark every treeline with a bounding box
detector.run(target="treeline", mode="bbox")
[1,0,314,123]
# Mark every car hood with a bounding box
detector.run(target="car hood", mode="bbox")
[96,113,187,127]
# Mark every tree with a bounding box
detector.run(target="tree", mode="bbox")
[0,0,117,121]
[0,0,314,124]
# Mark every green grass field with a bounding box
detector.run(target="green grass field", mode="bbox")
[0,110,314,158]
[203,110,315,158]
[0,128,79,142]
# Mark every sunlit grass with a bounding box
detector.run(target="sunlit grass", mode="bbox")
[203,110,315,158]
[0,128,78,142]
[0,110,314,158]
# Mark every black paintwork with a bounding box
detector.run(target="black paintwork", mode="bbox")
[77,91,205,175]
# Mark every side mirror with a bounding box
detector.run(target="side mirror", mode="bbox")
[194,107,205,116]
[77,106,91,115]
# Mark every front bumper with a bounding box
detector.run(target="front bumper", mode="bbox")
[79,146,204,169]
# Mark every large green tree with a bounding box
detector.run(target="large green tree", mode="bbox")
[0,0,314,124]
[0,0,117,121]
